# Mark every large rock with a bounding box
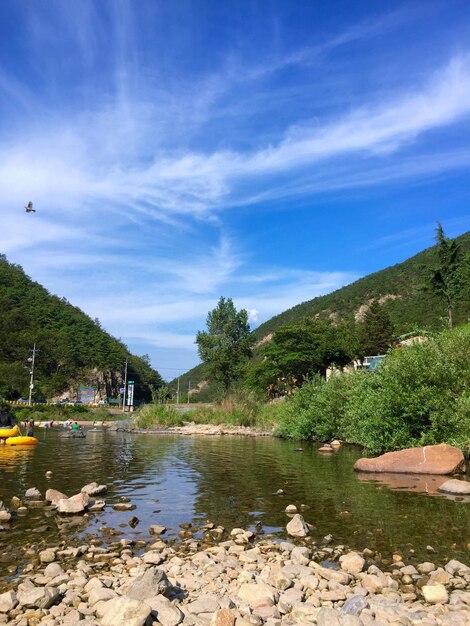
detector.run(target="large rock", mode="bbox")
[354,444,465,475]
[286,514,310,538]
[101,596,152,626]
[437,478,470,494]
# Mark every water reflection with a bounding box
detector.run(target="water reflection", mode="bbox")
[355,471,470,502]
[0,429,468,571]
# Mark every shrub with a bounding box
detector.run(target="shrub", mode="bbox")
[275,324,470,453]
[277,373,355,441]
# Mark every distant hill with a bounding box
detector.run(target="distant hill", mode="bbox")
[0,255,163,402]
[173,231,470,398]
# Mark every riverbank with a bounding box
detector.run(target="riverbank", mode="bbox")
[1,522,469,626]
[122,423,274,437]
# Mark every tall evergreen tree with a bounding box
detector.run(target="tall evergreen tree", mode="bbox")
[430,222,463,330]
[358,300,395,357]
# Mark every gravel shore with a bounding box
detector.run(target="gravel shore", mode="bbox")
[1,523,469,626]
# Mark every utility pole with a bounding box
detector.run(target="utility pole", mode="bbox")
[187,381,191,405]
[122,358,128,412]
[27,343,37,407]
[176,377,180,405]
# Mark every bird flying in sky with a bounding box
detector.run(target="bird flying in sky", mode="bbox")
[24,201,36,213]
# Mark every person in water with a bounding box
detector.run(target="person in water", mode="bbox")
[26,419,34,437]
[72,421,80,430]
[0,405,17,428]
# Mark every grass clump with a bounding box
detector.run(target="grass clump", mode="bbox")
[187,392,277,430]
[134,404,184,428]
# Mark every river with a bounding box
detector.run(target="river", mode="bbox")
[0,427,468,577]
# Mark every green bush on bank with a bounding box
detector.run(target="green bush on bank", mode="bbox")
[277,324,470,454]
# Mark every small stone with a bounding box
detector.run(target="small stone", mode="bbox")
[445,559,470,576]
[39,548,56,564]
[437,478,470,494]
[25,488,42,500]
[113,502,136,511]
[211,608,235,626]
[43,563,64,578]
[126,567,171,600]
[340,595,368,616]
[45,471,53,478]
[57,492,89,514]
[339,551,365,574]
[0,590,17,613]
[285,505,297,514]
[81,482,107,496]
[422,584,449,604]
[149,524,167,535]
[238,583,277,606]
[417,562,436,574]
[316,607,341,626]
[45,489,67,505]
[286,514,310,538]
[101,596,152,626]
[147,594,184,626]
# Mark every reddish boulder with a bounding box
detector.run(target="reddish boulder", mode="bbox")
[353,444,465,475]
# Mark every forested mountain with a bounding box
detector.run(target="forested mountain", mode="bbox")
[0,255,163,401]
[253,231,470,338]
[173,231,470,399]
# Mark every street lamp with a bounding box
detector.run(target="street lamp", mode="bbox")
[27,344,37,407]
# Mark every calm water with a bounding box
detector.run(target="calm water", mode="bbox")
[0,428,468,575]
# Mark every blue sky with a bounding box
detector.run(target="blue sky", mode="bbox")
[1,1,469,380]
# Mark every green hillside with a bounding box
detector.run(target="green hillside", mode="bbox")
[173,231,470,398]
[0,255,163,402]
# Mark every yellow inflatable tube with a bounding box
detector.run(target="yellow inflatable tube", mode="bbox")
[5,436,39,446]
[0,425,20,438]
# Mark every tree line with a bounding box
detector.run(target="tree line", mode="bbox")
[0,256,163,401]
[196,224,470,399]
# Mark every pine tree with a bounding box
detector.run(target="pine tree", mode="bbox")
[358,300,395,357]
[430,222,463,330]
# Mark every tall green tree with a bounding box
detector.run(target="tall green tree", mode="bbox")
[196,297,253,393]
[430,222,464,330]
[358,300,395,357]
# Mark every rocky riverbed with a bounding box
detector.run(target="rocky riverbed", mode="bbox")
[1,519,469,626]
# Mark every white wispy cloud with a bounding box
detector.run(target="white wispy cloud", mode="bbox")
[1,3,469,375]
